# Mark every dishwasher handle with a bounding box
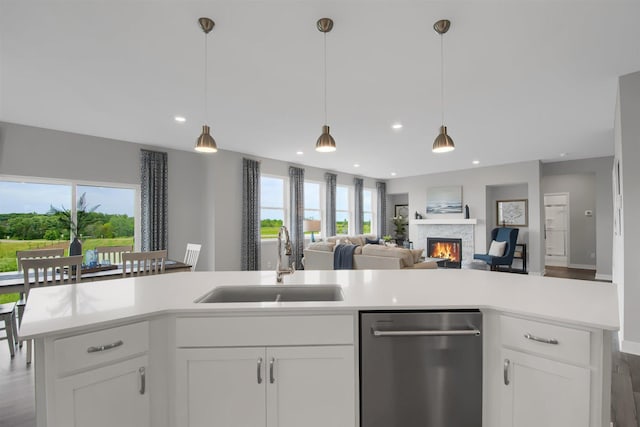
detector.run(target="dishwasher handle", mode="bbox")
[372,328,481,337]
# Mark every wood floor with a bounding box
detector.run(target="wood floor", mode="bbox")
[0,266,634,427]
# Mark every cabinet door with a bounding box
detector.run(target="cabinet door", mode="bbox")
[175,347,266,427]
[55,355,149,427]
[501,349,590,427]
[266,345,355,427]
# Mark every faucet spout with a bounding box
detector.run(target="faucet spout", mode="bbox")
[276,226,295,283]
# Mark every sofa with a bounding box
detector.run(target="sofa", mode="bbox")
[303,235,438,270]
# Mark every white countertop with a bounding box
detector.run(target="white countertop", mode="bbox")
[20,269,620,339]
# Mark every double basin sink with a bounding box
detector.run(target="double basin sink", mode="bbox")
[195,284,344,303]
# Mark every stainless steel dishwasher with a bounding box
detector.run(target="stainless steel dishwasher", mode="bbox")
[360,310,482,427]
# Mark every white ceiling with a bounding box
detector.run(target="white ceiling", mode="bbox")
[1,0,639,179]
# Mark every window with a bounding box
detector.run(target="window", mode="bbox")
[260,176,286,239]
[304,181,322,238]
[336,185,351,234]
[0,177,138,273]
[363,189,373,234]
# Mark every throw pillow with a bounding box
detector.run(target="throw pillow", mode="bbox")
[410,249,424,263]
[488,240,507,257]
[365,237,380,245]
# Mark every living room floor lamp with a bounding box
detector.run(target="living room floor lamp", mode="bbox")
[432,19,455,154]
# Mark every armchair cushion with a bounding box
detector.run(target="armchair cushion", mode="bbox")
[488,240,507,257]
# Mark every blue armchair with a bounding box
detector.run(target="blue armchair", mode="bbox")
[473,227,519,271]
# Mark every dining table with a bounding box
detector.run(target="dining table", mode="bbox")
[0,260,192,295]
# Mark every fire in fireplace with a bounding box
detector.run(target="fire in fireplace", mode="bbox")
[427,237,462,268]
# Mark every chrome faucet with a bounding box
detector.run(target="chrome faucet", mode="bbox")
[276,225,295,283]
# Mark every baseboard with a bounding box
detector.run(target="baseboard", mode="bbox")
[568,263,596,270]
[529,271,543,276]
[545,257,567,267]
[595,272,613,281]
[621,339,640,356]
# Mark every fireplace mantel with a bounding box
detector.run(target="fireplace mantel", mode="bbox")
[411,218,477,225]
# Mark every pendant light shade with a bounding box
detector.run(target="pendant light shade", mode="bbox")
[315,18,336,153]
[432,19,455,154]
[316,125,336,152]
[195,17,218,153]
[195,125,218,153]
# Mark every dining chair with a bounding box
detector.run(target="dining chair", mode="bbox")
[122,250,167,277]
[0,302,18,358]
[95,245,133,265]
[16,248,65,272]
[20,255,83,364]
[183,243,202,272]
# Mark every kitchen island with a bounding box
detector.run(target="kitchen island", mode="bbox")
[21,269,619,427]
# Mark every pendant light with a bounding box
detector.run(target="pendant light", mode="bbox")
[432,19,455,153]
[315,18,336,153]
[195,17,218,153]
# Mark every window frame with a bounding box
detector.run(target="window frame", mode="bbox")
[303,180,323,240]
[259,174,288,240]
[335,184,352,235]
[0,174,141,250]
[362,187,375,235]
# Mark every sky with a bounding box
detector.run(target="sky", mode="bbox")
[0,182,135,216]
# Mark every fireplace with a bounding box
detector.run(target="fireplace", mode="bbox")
[427,237,462,269]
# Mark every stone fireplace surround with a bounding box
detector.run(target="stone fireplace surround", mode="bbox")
[412,219,476,268]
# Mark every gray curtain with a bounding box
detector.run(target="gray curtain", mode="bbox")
[354,177,364,235]
[289,166,305,269]
[241,158,261,271]
[140,149,168,251]
[325,173,337,236]
[376,181,387,238]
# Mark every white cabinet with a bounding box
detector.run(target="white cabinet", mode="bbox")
[174,314,356,427]
[55,355,150,427]
[176,345,354,427]
[500,349,590,427]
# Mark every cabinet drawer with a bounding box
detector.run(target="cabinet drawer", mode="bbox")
[54,321,149,376]
[500,315,590,366]
[176,315,354,347]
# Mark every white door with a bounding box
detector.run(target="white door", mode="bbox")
[55,355,149,427]
[266,345,355,427]
[175,347,267,427]
[544,193,569,267]
[500,349,590,427]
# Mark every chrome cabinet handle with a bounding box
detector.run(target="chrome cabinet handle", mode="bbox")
[372,329,481,337]
[504,359,510,385]
[524,333,559,345]
[269,358,275,384]
[87,339,124,353]
[257,358,263,384]
[139,367,146,395]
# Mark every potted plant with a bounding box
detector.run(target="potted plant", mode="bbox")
[49,192,100,256]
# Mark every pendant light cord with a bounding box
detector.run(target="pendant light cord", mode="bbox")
[204,32,208,123]
[323,31,328,126]
[440,33,445,127]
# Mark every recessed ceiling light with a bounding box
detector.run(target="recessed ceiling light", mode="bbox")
[560,152,568,157]
[354,163,360,168]
[391,172,397,176]
[296,151,304,155]
[174,116,186,123]
[392,123,403,130]
[472,160,480,165]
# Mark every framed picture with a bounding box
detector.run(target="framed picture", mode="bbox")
[497,199,528,227]
[394,204,409,222]
[427,186,463,214]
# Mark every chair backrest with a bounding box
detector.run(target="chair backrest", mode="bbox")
[122,250,167,277]
[95,245,133,265]
[16,248,65,272]
[21,255,83,297]
[183,243,202,272]
[491,227,520,260]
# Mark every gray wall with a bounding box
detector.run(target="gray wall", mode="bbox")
[387,161,544,274]
[542,157,613,278]
[0,121,211,270]
[615,71,640,353]
[485,183,529,246]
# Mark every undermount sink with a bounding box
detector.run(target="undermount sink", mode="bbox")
[195,284,344,303]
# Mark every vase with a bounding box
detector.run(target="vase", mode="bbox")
[69,237,83,256]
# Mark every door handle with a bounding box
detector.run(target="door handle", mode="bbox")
[269,358,275,384]
[372,328,480,337]
[138,367,146,395]
[257,357,263,384]
[504,359,510,385]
